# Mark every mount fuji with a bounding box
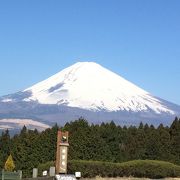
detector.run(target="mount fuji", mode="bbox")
[0,62,180,131]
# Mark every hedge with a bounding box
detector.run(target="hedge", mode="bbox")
[36,160,180,179]
[67,160,180,179]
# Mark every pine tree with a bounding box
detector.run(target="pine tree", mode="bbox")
[4,154,15,171]
[169,117,180,164]
[0,129,11,168]
[157,124,171,161]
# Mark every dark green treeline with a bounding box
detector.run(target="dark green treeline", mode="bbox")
[0,117,180,173]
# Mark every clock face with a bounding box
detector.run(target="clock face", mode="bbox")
[61,135,67,142]
[60,132,68,143]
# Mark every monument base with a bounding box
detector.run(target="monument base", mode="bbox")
[55,174,77,180]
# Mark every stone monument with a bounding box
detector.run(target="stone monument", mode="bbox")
[55,131,69,174]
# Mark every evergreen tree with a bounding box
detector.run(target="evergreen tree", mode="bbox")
[11,127,39,174]
[64,118,93,160]
[144,125,161,160]
[4,154,15,171]
[0,116,179,177]
[157,124,171,161]
[169,117,180,164]
[0,129,11,168]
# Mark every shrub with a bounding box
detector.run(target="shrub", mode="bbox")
[37,159,180,178]
[67,160,180,179]
[38,161,55,176]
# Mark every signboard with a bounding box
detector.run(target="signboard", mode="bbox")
[75,172,81,178]
[59,146,68,173]
[42,170,48,176]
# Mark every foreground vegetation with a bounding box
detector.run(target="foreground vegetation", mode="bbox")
[0,117,180,177]
[38,160,180,179]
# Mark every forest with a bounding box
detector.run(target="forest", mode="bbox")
[0,117,180,177]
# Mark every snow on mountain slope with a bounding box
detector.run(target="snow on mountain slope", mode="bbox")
[0,118,50,131]
[23,62,174,114]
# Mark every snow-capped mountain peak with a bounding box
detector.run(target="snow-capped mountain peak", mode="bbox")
[23,62,174,114]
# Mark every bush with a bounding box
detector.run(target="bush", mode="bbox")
[38,161,55,176]
[37,159,180,178]
[67,160,180,178]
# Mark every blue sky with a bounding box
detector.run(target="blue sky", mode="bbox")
[0,0,180,105]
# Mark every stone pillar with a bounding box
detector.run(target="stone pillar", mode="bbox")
[2,169,4,180]
[55,131,69,174]
[18,170,22,179]
[32,168,38,178]
[49,166,55,177]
